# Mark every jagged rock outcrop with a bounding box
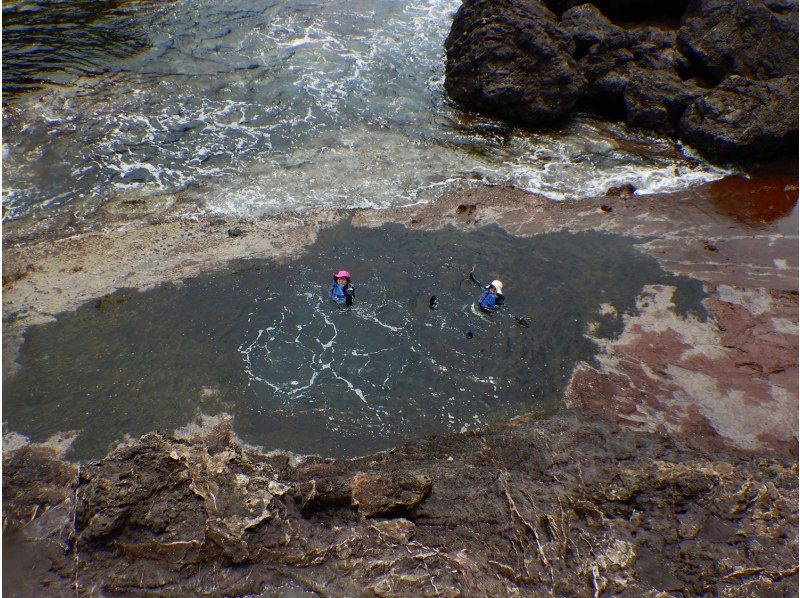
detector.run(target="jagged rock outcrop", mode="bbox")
[444,0,586,127]
[444,0,799,161]
[560,4,624,55]
[680,74,800,161]
[3,413,798,596]
[677,0,799,82]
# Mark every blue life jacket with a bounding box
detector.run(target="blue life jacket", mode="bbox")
[477,288,503,312]
[330,282,354,305]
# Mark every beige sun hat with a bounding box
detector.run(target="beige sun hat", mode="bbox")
[489,279,503,294]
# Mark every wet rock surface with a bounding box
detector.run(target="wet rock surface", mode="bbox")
[567,284,799,456]
[680,74,799,161]
[444,0,585,127]
[3,413,797,596]
[443,0,799,161]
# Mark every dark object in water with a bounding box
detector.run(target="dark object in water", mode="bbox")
[605,184,636,197]
[228,227,244,238]
[512,314,531,327]
[344,283,355,306]
[600,204,613,213]
[703,241,719,252]
[429,295,438,309]
[465,331,473,338]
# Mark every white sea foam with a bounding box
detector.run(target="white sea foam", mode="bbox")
[3,0,730,222]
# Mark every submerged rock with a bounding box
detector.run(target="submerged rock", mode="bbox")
[3,412,797,596]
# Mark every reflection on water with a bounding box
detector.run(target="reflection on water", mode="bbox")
[3,223,705,460]
[2,0,728,224]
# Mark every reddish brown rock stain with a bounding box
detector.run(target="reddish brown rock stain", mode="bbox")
[700,170,798,226]
[567,284,797,457]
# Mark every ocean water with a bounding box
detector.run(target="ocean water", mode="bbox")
[2,0,728,223]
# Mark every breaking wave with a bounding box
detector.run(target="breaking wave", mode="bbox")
[3,0,728,223]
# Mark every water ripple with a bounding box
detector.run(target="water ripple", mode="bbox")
[3,0,728,223]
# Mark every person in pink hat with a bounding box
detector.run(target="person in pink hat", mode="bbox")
[329,270,355,306]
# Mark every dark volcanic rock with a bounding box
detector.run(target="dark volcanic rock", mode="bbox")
[624,69,703,133]
[545,0,691,20]
[560,3,625,57]
[3,413,798,596]
[578,26,686,116]
[443,0,799,162]
[680,75,800,161]
[444,0,586,127]
[605,182,636,196]
[677,0,799,82]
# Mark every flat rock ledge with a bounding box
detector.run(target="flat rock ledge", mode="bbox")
[3,412,797,596]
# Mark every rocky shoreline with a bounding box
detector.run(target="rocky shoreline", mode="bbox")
[3,0,798,593]
[443,0,799,162]
[3,175,798,594]
[5,177,798,460]
[4,408,798,596]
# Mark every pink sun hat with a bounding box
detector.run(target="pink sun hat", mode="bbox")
[333,270,351,281]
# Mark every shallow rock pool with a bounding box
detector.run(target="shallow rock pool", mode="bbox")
[3,222,705,459]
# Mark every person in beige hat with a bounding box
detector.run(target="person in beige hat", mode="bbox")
[476,279,504,313]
